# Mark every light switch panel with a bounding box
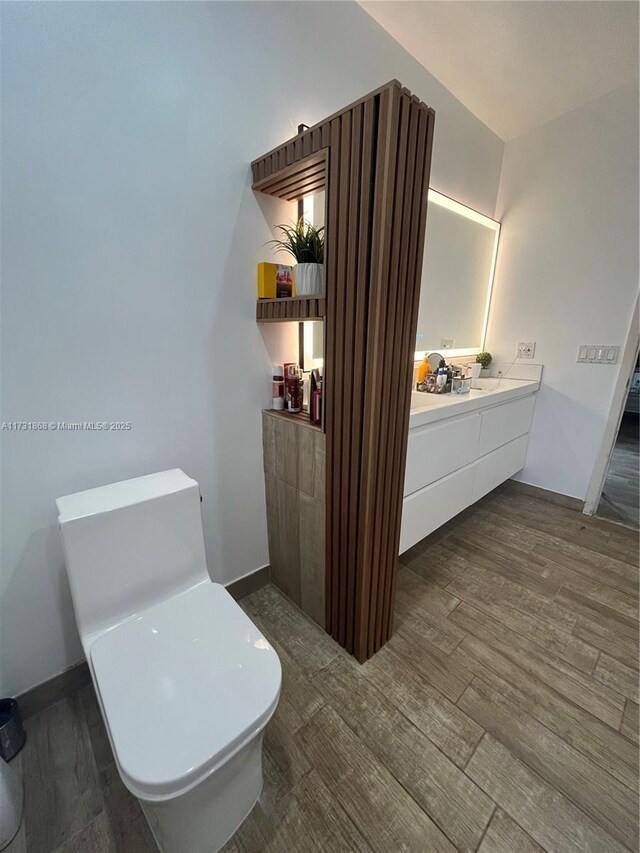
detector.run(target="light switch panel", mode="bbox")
[576,345,620,364]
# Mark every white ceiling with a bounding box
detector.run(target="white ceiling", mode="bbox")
[359,1,639,140]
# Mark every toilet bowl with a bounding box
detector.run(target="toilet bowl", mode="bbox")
[56,469,281,853]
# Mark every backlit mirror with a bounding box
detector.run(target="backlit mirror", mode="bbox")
[415,190,500,358]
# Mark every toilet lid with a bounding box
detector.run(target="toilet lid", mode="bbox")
[90,581,281,800]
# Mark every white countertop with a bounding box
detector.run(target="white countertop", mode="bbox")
[409,377,540,429]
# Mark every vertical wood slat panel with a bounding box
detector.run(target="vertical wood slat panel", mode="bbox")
[347,98,376,653]
[370,91,412,654]
[378,97,421,642]
[383,105,435,640]
[343,103,365,654]
[349,87,389,653]
[378,98,424,644]
[252,82,434,662]
[335,113,352,647]
[325,117,342,638]
[354,85,400,661]
[367,92,410,656]
[338,104,361,651]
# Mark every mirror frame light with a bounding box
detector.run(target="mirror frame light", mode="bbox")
[414,189,501,361]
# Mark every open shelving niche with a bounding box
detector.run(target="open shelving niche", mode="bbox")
[254,147,327,325]
[254,146,326,427]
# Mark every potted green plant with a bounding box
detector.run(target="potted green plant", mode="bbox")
[268,218,325,296]
[476,351,493,375]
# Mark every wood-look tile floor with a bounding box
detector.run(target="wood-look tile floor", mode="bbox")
[597,414,639,530]
[7,490,639,853]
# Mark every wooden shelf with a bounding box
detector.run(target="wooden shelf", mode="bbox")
[252,150,327,202]
[256,296,326,323]
[263,408,322,432]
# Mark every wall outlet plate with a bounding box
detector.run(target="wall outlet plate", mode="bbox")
[517,342,536,359]
[441,338,455,349]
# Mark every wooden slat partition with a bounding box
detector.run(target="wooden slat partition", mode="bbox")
[252,81,435,661]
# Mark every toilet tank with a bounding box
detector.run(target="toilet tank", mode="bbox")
[56,469,210,646]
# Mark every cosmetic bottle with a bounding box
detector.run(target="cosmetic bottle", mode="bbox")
[290,377,303,413]
[287,368,303,413]
[311,379,323,425]
[310,369,320,422]
[284,364,297,410]
[272,365,285,410]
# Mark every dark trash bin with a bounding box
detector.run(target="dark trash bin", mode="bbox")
[0,700,26,762]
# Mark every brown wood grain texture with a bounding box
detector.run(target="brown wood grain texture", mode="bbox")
[252,81,434,661]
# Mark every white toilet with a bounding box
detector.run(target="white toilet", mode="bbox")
[56,469,281,853]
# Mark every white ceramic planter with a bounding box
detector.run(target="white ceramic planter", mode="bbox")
[294,263,325,296]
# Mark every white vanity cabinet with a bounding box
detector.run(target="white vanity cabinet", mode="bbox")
[400,386,537,553]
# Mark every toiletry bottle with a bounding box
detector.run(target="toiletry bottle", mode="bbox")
[301,372,311,411]
[291,376,303,413]
[311,379,323,425]
[310,369,319,422]
[272,365,285,410]
[417,355,429,386]
[284,364,297,410]
[287,368,303,413]
[436,365,446,388]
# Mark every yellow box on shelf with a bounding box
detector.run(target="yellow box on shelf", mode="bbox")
[257,263,294,299]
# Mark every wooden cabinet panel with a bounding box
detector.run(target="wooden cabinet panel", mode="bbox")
[264,474,301,604]
[404,412,480,497]
[298,426,325,501]
[299,493,326,629]
[478,396,536,458]
[263,412,326,628]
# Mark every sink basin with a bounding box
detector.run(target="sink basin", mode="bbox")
[410,391,450,410]
[470,377,501,391]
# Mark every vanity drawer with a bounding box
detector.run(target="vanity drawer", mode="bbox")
[478,395,535,457]
[400,464,475,554]
[404,412,480,496]
[474,433,529,501]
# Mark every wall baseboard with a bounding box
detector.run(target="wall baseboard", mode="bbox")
[17,566,271,720]
[18,661,90,720]
[499,478,584,512]
[225,565,271,601]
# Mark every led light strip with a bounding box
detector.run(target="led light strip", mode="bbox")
[414,189,501,362]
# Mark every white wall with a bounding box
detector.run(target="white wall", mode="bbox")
[0,1,503,696]
[487,80,639,499]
